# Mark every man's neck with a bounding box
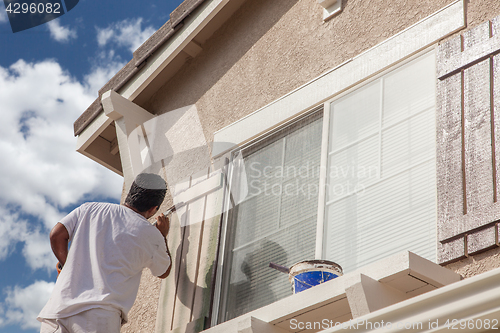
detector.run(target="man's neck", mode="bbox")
[123,204,148,219]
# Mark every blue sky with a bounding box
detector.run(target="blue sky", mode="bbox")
[0,0,183,331]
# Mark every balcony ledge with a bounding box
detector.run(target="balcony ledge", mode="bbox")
[204,252,462,333]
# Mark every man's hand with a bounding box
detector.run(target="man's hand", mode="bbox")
[155,213,170,237]
[156,213,172,279]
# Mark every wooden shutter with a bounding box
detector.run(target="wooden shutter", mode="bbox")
[436,16,500,264]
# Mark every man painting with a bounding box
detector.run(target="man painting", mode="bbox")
[38,173,172,333]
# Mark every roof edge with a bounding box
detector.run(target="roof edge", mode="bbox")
[74,0,206,136]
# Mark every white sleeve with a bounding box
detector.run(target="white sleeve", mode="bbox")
[60,204,86,240]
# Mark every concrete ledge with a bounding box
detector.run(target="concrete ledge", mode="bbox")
[320,264,500,332]
[203,252,461,333]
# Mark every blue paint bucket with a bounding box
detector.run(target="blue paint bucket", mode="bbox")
[288,260,343,294]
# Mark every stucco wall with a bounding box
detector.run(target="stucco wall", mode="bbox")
[445,246,500,278]
[145,0,455,142]
[122,0,500,332]
[466,0,500,29]
[122,271,162,333]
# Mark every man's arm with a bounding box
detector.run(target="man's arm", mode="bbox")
[158,239,172,279]
[50,222,70,267]
[155,214,172,279]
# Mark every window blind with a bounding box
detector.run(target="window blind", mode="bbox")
[221,111,323,321]
[324,51,437,273]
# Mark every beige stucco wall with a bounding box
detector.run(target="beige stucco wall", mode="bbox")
[122,271,162,332]
[445,246,500,278]
[466,0,500,29]
[145,0,457,142]
[122,0,500,332]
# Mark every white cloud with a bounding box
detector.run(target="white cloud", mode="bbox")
[85,51,126,97]
[97,27,114,47]
[0,209,53,272]
[0,208,55,273]
[0,207,55,273]
[47,19,77,43]
[22,230,54,272]
[96,18,156,53]
[0,58,123,270]
[1,280,55,329]
[0,210,27,261]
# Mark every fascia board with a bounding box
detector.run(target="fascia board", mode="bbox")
[212,0,465,158]
[75,112,122,175]
[119,0,231,101]
[76,112,113,152]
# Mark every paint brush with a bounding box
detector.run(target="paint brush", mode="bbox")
[163,201,185,216]
[153,202,185,226]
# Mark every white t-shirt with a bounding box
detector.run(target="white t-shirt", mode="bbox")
[38,202,171,323]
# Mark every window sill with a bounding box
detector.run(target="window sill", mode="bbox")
[204,252,460,333]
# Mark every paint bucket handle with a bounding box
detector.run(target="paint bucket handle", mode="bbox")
[269,262,290,274]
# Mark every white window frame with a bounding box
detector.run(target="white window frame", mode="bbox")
[211,0,465,326]
[213,108,325,324]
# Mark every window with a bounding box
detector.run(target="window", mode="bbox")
[218,110,323,322]
[323,51,437,272]
[216,50,437,323]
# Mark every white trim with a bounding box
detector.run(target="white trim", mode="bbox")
[174,173,224,205]
[318,0,342,21]
[212,0,465,158]
[101,90,155,130]
[100,90,158,188]
[114,117,135,191]
[75,112,122,176]
[77,136,123,175]
[211,150,238,327]
[76,0,235,174]
[315,102,330,259]
[319,266,500,333]
[76,112,113,152]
